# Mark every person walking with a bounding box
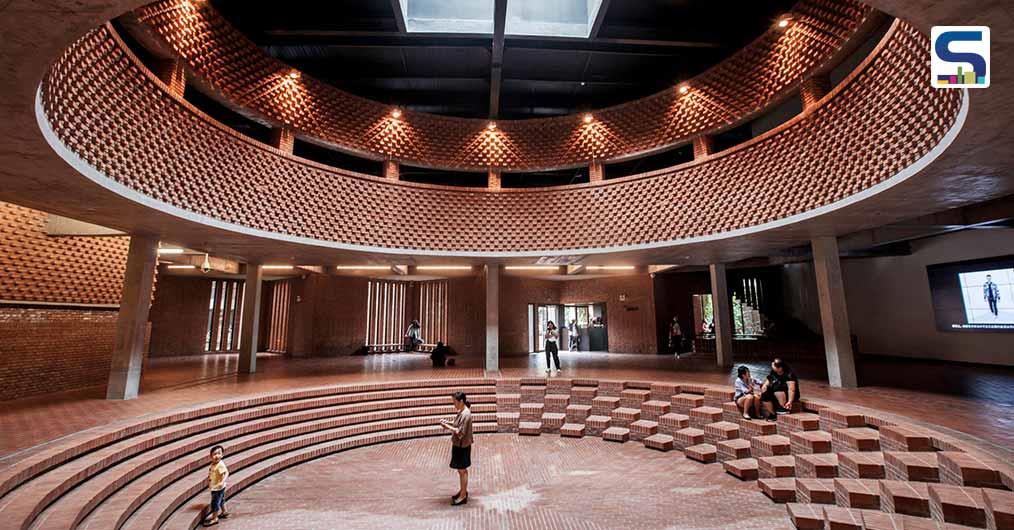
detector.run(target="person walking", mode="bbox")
[544,321,561,375]
[439,391,473,506]
[668,315,684,359]
[984,274,1001,318]
[567,319,581,351]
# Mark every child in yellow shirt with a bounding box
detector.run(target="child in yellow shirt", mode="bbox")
[204,445,230,527]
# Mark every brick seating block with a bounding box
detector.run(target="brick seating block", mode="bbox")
[796,453,839,479]
[672,393,705,414]
[685,443,717,464]
[929,484,988,528]
[611,407,641,425]
[519,421,543,436]
[741,419,778,439]
[722,401,743,423]
[496,393,521,412]
[659,413,690,436]
[786,503,824,530]
[649,382,681,403]
[597,381,625,397]
[835,478,882,510]
[880,424,934,452]
[983,488,1014,530]
[704,421,740,444]
[520,403,546,422]
[620,388,652,409]
[885,451,940,483]
[640,400,671,421]
[839,452,885,479]
[560,423,586,438]
[496,412,520,433]
[570,386,598,405]
[797,478,836,504]
[752,434,791,457]
[820,409,867,432]
[585,415,612,436]
[822,506,862,530]
[778,413,821,435]
[541,412,566,433]
[718,438,753,462]
[724,458,759,480]
[630,420,659,441]
[602,426,630,442]
[546,378,573,393]
[860,511,939,530]
[591,396,621,416]
[791,430,832,455]
[565,404,593,423]
[939,452,1005,489]
[880,480,931,518]
[705,388,735,408]
[832,428,880,453]
[496,378,522,393]
[544,394,570,413]
[673,427,705,451]
[759,478,797,503]
[520,385,546,401]
[689,406,724,429]
[759,455,797,478]
[643,434,675,451]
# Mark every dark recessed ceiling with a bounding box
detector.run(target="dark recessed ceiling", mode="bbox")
[210,0,795,120]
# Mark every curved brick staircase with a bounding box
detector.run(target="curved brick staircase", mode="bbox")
[0,377,1011,530]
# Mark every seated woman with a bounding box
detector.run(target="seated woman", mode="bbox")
[734,365,763,419]
[760,358,800,419]
[430,341,449,367]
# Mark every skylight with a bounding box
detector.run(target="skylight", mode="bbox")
[399,0,605,38]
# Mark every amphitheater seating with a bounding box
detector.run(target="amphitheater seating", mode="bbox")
[1,376,1011,530]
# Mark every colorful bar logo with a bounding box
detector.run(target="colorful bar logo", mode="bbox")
[931,26,990,88]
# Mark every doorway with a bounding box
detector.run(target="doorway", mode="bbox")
[528,303,559,352]
[528,302,607,352]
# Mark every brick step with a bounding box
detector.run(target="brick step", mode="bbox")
[703,421,740,445]
[797,478,835,504]
[740,418,778,439]
[630,420,659,441]
[832,427,880,453]
[759,477,797,503]
[602,427,630,442]
[778,413,821,435]
[671,393,705,414]
[939,451,1005,489]
[752,434,791,458]
[540,412,566,433]
[790,430,832,455]
[496,412,520,433]
[689,406,724,429]
[585,415,612,436]
[717,438,752,462]
[519,421,543,435]
[564,404,592,423]
[619,388,652,409]
[643,434,674,451]
[724,458,759,480]
[672,428,705,451]
[879,424,934,453]
[759,455,797,478]
[885,451,939,482]
[560,423,586,438]
[796,453,839,479]
[658,413,690,436]
[839,452,886,479]
[685,443,717,464]
[519,402,545,421]
[543,393,570,413]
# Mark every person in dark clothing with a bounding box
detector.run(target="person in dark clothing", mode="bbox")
[668,315,684,358]
[431,341,449,367]
[544,321,561,374]
[984,274,1001,317]
[760,358,800,419]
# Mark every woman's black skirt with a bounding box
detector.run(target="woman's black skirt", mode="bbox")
[450,445,471,469]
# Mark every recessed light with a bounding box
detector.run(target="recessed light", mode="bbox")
[336,265,393,270]
[166,264,196,270]
[583,113,594,124]
[288,70,300,80]
[777,17,791,28]
[157,248,185,255]
[391,108,402,119]
[487,122,497,131]
[263,265,294,270]
[416,265,473,271]
[678,85,689,95]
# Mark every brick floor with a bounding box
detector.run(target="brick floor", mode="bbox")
[227,434,791,530]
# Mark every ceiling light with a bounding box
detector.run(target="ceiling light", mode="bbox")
[391,108,402,119]
[487,122,497,131]
[167,264,196,270]
[505,266,560,271]
[416,265,473,271]
[157,248,185,255]
[583,113,593,124]
[336,265,393,270]
[678,85,689,95]
[287,70,300,80]
[263,265,294,270]
[585,265,636,271]
[777,16,791,28]
[580,81,586,86]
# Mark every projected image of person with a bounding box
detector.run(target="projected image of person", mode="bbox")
[984,274,1000,318]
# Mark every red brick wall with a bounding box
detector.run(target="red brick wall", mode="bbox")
[561,276,659,354]
[0,307,117,401]
[149,276,215,357]
[445,275,485,357]
[288,275,370,357]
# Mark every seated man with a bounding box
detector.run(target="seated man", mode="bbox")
[430,341,449,367]
[760,358,800,419]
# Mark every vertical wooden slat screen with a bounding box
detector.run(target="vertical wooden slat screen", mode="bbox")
[363,279,416,348]
[203,279,245,352]
[265,280,291,354]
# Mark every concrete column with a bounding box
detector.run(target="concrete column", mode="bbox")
[106,235,158,400]
[693,135,715,159]
[588,161,604,182]
[488,169,501,190]
[801,74,832,111]
[269,127,295,154]
[383,160,400,180]
[811,236,858,388]
[239,264,264,374]
[155,59,186,98]
[709,263,733,368]
[484,263,500,371]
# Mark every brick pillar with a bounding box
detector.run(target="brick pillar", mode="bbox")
[383,160,400,180]
[488,169,501,190]
[269,127,295,154]
[239,264,264,374]
[811,236,858,388]
[801,74,832,111]
[484,264,500,371]
[589,161,604,182]
[106,235,158,400]
[709,263,733,368]
[693,135,715,159]
[155,59,186,98]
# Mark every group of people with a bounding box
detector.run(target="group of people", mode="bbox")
[733,358,800,421]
